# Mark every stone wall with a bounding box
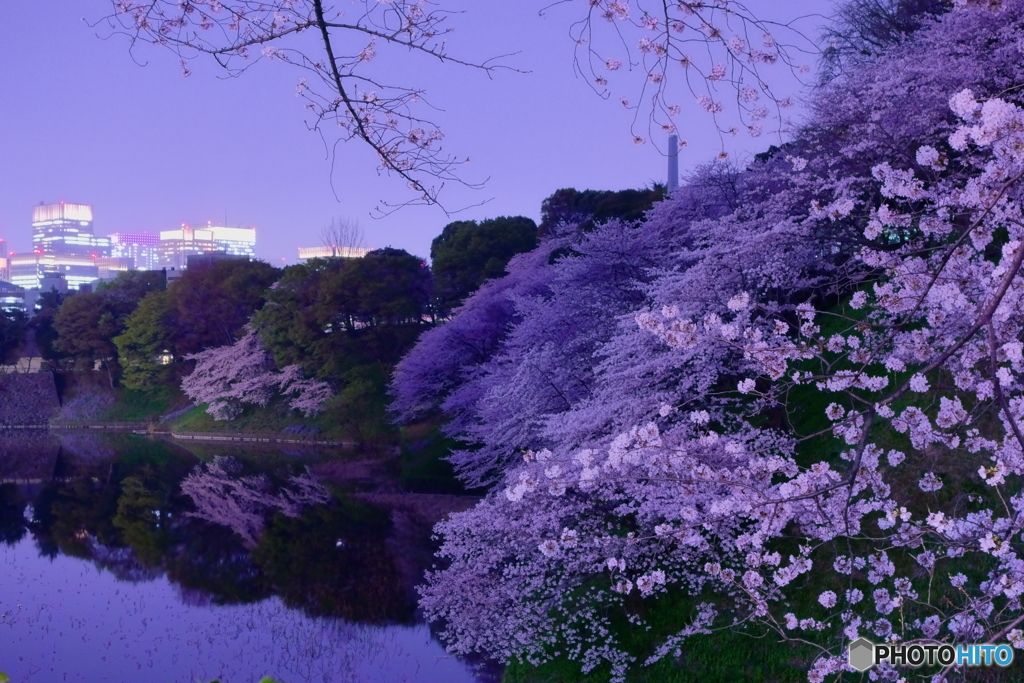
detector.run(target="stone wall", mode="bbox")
[0,373,60,426]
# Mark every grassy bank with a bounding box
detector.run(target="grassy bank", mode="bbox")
[50,370,468,494]
[168,402,351,441]
[53,370,188,423]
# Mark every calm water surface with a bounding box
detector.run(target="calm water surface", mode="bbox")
[0,432,484,683]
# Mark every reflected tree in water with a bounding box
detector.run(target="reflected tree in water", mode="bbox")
[10,436,424,625]
[0,485,27,546]
[112,474,169,567]
[256,502,416,624]
[180,456,329,547]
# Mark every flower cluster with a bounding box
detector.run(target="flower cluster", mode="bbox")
[181,326,332,420]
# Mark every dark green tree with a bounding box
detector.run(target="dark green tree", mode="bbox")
[538,185,665,238]
[51,271,167,384]
[30,288,66,361]
[95,270,166,318]
[328,247,432,329]
[430,216,538,315]
[53,292,121,378]
[113,290,176,390]
[114,261,278,390]
[255,248,431,382]
[167,258,280,355]
[252,258,341,378]
[0,310,27,364]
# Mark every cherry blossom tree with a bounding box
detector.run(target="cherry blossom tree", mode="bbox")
[389,235,570,425]
[398,6,1003,479]
[392,147,828,487]
[819,0,948,79]
[419,3,1024,681]
[181,325,333,420]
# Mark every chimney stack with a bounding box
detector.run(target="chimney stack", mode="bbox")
[667,134,679,192]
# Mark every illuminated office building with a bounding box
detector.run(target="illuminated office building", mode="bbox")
[158,223,256,269]
[157,225,218,270]
[0,238,8,282]
[96,257,135,280]
[32,202,110,257]
[109,232,160,271]
[0,280,24,313]
[297,245,370,262]
[9,252,101,290]
[12,202,110,290]
[207,224,257,259]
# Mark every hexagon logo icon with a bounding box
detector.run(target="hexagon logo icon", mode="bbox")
[848,638,875,671]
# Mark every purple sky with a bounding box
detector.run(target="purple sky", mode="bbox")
[0,1,827,266]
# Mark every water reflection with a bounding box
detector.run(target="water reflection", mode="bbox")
[0,433,484,683]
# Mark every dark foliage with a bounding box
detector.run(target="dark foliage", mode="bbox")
[254,248,431,383]
[0,310,27,364]
[538,185,665,238]
[821,0,950,78]
[430,216,538,315]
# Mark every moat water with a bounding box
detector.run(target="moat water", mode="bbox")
[0,432,485,683]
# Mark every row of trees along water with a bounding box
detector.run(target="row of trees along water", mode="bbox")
[0,188,662,454]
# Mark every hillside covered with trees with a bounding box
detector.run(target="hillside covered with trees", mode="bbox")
[390,2,1024,681]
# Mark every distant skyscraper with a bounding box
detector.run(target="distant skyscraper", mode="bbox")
[157,225,219,270]
[109,232,160,271]
[96,257,135,280]
[297,245,370,262]
[31,202,110,257]
[0,238,8,282]
[208,224,257,259]
[0,279,23,313]
[158,223,256,270]
[11,202,110,290]
[10,253,100,291]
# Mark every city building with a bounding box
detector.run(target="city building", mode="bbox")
[11,202,110,290]
[96,256,135,280]
[157,225,218,270]
[158,223,256,270]
[0,238,8,282]
[297,245,371,262]
[0,280,24,313]
[108,232,160,271]
[9,252,102,291]
[31,202,110,257]
[165,252,249,284]
[207,224,257,259]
